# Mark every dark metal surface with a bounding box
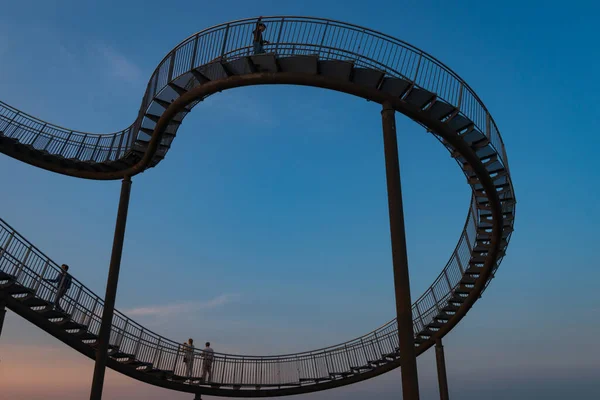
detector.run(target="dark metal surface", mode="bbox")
[435,339,450,400]
[90,177,133,400]
[381,102,419,400]
[0,15,515,398]
[0,300,6,337]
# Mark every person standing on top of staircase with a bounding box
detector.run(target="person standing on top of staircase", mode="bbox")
[252,17,269,55]
[200,342,214,382]
[44,264,72,312]
[182,338,195,380]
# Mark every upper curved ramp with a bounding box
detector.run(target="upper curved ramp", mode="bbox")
[0,16,510,180]
[0,16,516,398]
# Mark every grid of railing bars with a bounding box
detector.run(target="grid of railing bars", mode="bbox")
[0,17,511,184]
[0,200,486,387]
[0,101,134,162]
[139,17,510,173]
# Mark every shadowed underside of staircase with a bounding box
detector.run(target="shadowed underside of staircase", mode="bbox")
[0,16,515,397]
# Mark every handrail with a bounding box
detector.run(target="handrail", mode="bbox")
[0,16,510,178]
[0,196,477,373]
[0,16,515,389]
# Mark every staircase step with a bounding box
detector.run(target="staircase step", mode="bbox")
[352,68,384,88]
[460,276,478,285]
[380,77,411,97]
[56,320,87,331]
[74,331,98,341]
[404,87,435,108]
[447,114,473,132]
[145,368,173,378]
[318,60,353,81]
[418,329,436,338]
[427,100,456,120]
[448,295,466,304]
[465,266,482,275]
[455,285,472,294]
[123,359,153,368]
[278,55,318,74]
[110,351,135,359]
[250,54,278,73]
[5,283,34,295]
[442,304,459,313]
[351,365,373,372]
[329,371,353,378]
[427,321,444,329]
[167,82,187,96]
[435,313,454,321]
[0,271,16,282]
[38,308,69,319]
[224,57,255,76]
[197,62,228,81]
[19,296,52,308]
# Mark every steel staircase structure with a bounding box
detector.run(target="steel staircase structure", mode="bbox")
[0,16,515,398]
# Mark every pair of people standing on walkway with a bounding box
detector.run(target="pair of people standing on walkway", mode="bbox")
[182,339,214,382]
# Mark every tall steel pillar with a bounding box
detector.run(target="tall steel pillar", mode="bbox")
[381,102,420,400]
[90,176,132,400]
[0,299,6,338]
[435,338,450,400]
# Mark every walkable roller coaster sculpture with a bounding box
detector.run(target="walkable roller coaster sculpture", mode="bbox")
[0,16,515,400]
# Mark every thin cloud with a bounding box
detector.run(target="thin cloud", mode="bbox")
[125,293,240,317]
[97,43,143,83]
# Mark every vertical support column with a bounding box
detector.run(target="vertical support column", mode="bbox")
[435,339,450,400]
[0,299,6,338]
[381,102,420,400]
[90,176,133,400]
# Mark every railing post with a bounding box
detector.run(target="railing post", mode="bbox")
[318,22,329,55]
[74,134,88,160]
[0,299,6,338]
[15,246,32,281]
[190,34,199,69]
[220,24,230,60]
[412,52,423,84]
[58,131,74,156]
[86,297,99,328]
[456,83,464,112]
[444,269,453,292]
[167,53,176,83]
[70,285,83,318]
[435,338,450,400]
[0,233,14,263]
[381,102,420,400]
[33,259,50,292]
[274,18,285,54]
[455,250,465,275]
[172,343,181,374]
[90,176,133,400]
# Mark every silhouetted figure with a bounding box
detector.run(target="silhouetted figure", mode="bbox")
[182,338,195,379]
[252,18,269,54]
[201,342,214,382]
[45,264,72,312]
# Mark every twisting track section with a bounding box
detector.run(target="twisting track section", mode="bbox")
[0,16,515,397]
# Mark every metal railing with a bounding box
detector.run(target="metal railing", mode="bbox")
[1,16,509,176]
[0,16,515,389]
[0,193,487,387]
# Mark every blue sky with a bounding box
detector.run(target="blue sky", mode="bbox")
[1,0,599,399]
